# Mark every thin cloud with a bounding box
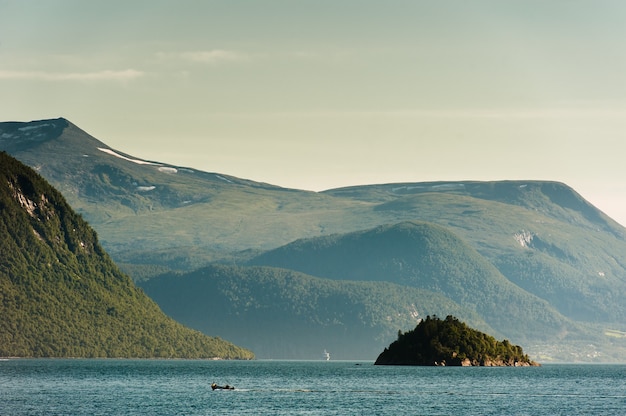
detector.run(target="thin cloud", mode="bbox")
[158,49,251,64]
[0,69,144,81]
[183,50,248,63]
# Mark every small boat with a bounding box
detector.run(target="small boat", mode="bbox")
[323,349,330,361]
[211,383,235,390]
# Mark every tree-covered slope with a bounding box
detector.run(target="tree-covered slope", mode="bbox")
[249,221,579,343]
[0,152,253,359]
[139,264,489,360]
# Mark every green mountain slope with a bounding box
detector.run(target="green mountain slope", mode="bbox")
[323,184,626,326]
[139,264,489,359]
[0,152,253,359]
[248,221,579,343]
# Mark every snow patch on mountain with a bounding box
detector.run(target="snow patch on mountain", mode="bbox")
[216,175,233,183]
[392,185,423,192]
[514,230,533,247]
[392,183,466,193]
[137,186,156,192]
[18,124,51,132]
[97,147,160,166]
[431,183,465,190]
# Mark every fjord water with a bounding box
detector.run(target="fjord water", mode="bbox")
[2,360,625,415]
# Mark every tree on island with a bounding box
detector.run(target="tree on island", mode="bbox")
[375,315,539,366]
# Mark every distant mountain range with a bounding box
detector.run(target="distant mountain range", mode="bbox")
[2,118,626,361]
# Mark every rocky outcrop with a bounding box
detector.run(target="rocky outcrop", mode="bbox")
[438,354,539,367]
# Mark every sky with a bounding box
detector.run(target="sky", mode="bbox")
[2,1,626,225]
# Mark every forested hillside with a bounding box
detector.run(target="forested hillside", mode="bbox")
[139,264,489,359]
[0,152,253,359]
[248,221,580,343]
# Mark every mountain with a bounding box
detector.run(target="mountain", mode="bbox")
[248,221,578,343]
[139,264,490,359]
[2,118,626,361]
[0,151,253,359]
[325,182,626,326]
[0,118,354,267]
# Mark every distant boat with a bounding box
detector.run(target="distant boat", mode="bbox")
[323,350,330,361]
[211,383,235,390]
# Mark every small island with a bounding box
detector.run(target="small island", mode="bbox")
[375,315,539,366]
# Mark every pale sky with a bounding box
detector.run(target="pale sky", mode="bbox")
[2,1,626,225]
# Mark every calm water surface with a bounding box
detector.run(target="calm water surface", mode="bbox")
[1,359,625,415]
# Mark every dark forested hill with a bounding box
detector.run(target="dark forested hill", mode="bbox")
[375,315,538,366]
[0,152,253,359]
[139,264,490,359]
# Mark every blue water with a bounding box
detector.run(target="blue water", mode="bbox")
[1,360,625,415]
